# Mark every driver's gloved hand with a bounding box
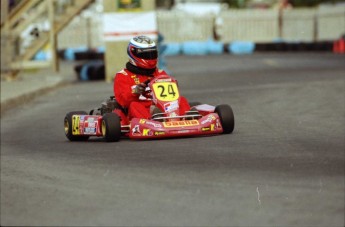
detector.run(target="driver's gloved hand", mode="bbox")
[133,83,146,95]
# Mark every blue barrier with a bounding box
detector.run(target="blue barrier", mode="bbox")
[96,46,106,53]
[64,47,88,60]
[163,43,181,56]
[182,41,208,55]
[228,41,255,54]
[34,50,48,60]
[77,60,105,81]
[168,40,224,56]
[207,39,224,54]
[80,63,90,81]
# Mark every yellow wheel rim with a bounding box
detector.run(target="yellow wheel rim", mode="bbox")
[64,119,69,135]
[102,120,106,136]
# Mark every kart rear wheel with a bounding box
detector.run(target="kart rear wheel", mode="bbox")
[102,113,121,142]
[64,111,89,141]
[215,104,234,134]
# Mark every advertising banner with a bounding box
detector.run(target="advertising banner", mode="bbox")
[103,11,157,41]
[117,0,141,11]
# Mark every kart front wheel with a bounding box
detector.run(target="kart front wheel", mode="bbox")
[102,113,121,142]
[215,104,234,134]
[64,111,89,141]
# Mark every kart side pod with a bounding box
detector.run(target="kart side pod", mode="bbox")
[64,112,122,142]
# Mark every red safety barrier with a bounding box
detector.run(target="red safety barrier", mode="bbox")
[333,38,345,54]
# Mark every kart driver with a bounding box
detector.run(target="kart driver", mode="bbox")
[114,35,190,120]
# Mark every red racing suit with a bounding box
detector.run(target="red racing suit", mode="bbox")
[114,68,190,121]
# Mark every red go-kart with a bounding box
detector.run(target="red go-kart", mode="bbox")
[64,75,234,142]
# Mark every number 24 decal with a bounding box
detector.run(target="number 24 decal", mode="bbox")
[157,84,176,97]
[153,82,180,101]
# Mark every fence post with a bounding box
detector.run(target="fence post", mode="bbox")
[49,0,59,72]
[1,0,15,80]
[278,9,283,39]
[313,12,318,42]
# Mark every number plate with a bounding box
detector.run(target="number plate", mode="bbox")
[152,82,179,102]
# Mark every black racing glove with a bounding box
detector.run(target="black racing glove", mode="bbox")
[133,83,146,95]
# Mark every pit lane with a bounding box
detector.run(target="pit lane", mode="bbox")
[1,53,344,226]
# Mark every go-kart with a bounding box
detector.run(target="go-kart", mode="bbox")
[64,75,235,142]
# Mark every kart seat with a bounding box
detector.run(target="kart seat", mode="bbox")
[89,96,128,116]
[103,96,128,115]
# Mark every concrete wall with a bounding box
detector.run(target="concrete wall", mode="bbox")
[317,6,345,41]
[219,9,279,43]
[282,9,317,42]
[157,11,215,42]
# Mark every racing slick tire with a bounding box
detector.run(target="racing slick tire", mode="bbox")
[102,113,121,142]
[64,111,90,141]
[215,104,235,134]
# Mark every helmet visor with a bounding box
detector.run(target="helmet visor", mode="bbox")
[133,47,158,60]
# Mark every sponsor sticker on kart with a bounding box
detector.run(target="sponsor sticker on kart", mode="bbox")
[164,101,179,113]
[201,115,216,124]
[87,122,96,127]
[142,129,153,136]
[72,115,81,135]
[154,131,165,136]
[84,127,97,134]
[132,125,141,135]
[163,120,199,128]
[156,78,172,82]
[176,130,190,134]
[201,125,215,132]
[139,119,162,128]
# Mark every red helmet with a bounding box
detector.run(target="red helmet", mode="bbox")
[127,36,158,69]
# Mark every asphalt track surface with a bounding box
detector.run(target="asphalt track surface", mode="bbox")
[1,53,344,226]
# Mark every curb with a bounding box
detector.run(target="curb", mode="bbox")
[1,79,71,117]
